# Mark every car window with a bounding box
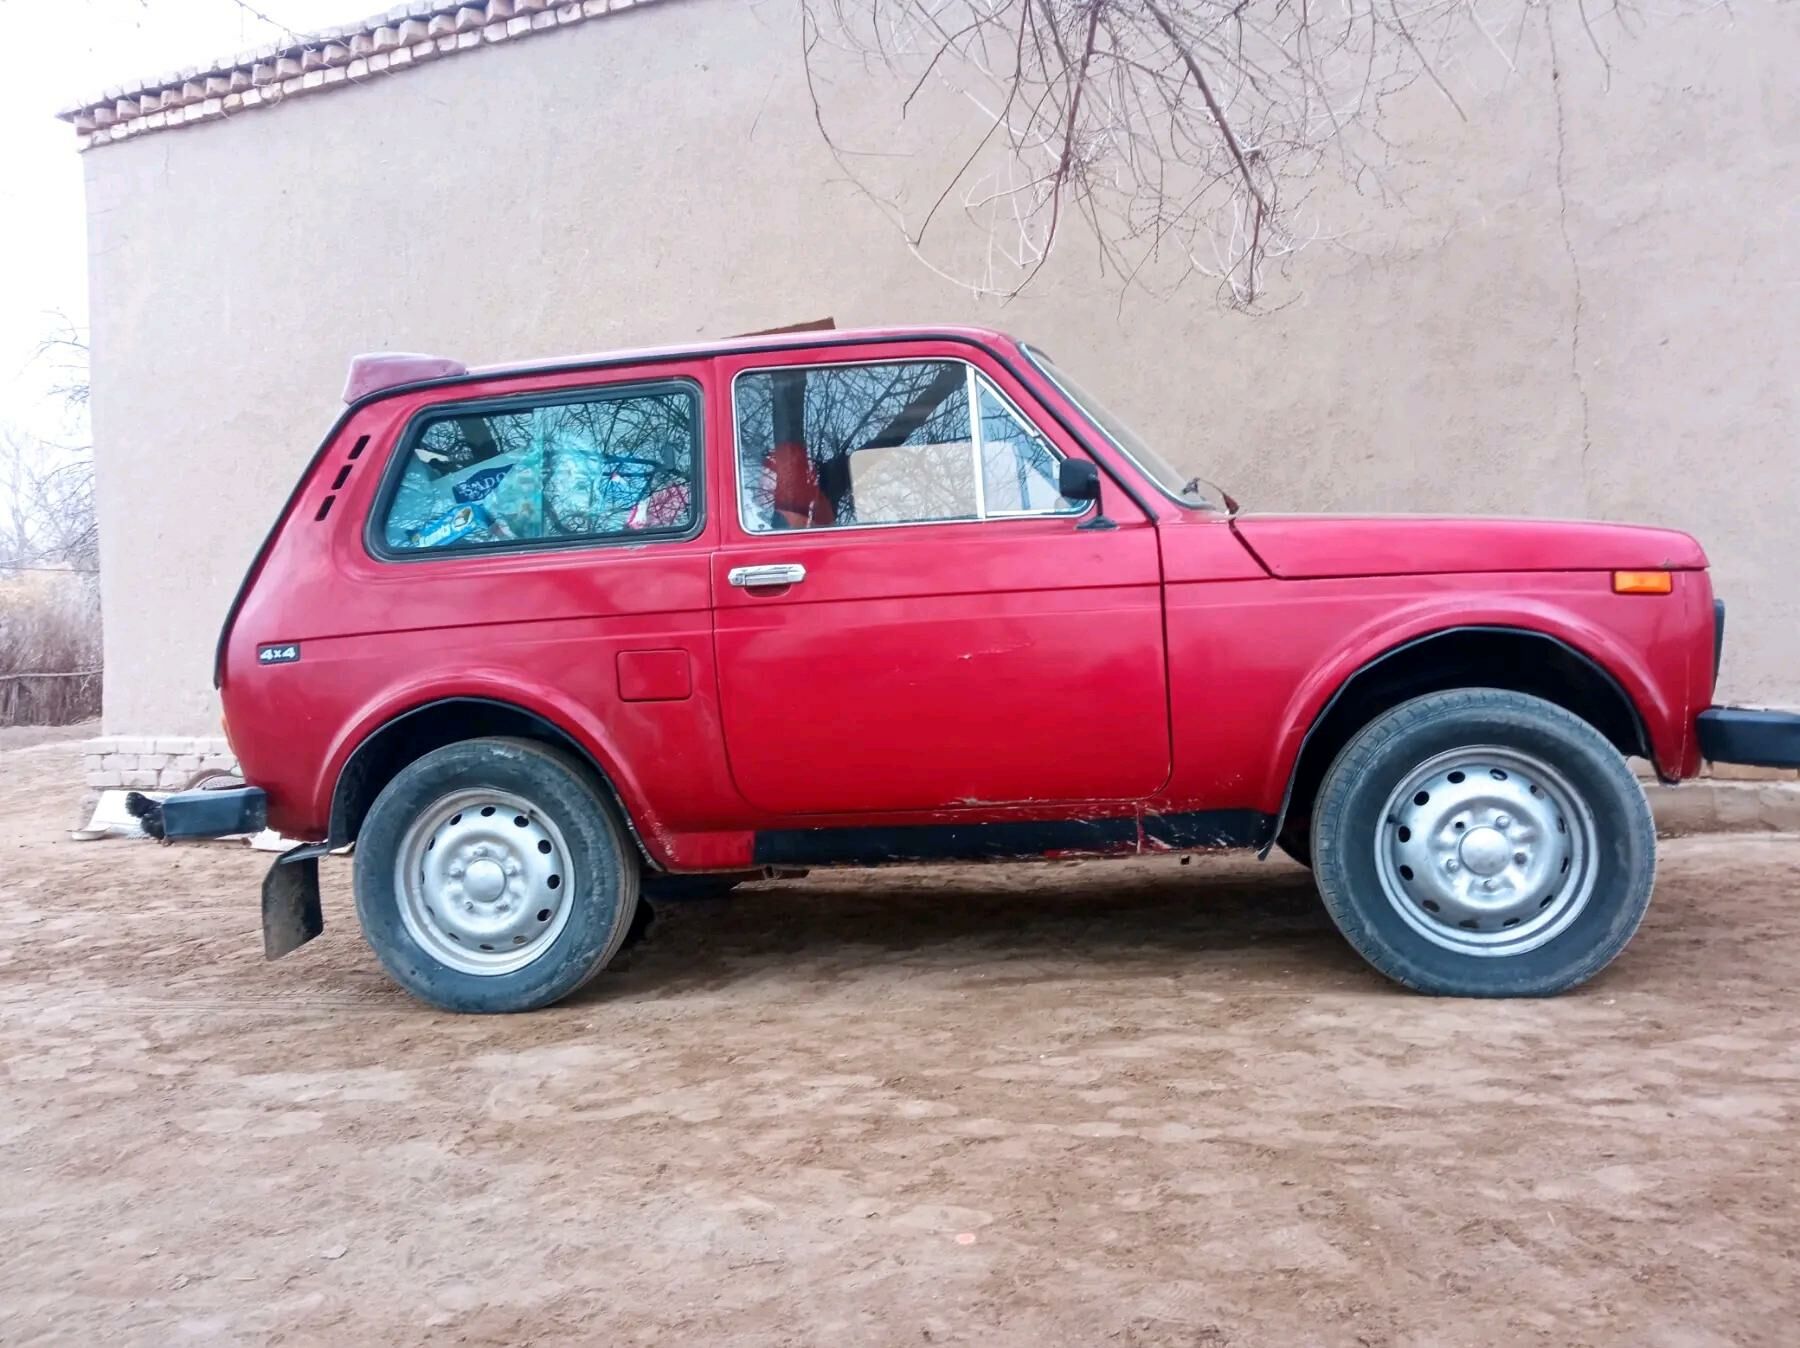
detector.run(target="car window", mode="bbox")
[379,384,697,554]
[734,360,1080,533]
[977,379,1074,515]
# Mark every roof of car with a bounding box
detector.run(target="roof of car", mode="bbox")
[467,323,1018,374]
[344,325,1021,403]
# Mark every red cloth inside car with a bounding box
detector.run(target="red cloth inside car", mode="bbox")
[768,440,834,529]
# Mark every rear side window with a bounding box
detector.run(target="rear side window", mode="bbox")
[378,383,698,554]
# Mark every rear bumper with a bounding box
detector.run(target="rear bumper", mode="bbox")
[1697,708,1800,769]
[159,786,267,840]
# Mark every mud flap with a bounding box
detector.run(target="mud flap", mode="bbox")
[262,844,327,959]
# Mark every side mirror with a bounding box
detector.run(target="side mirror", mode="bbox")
[1058,457,1117,531]
[1058,458,1101,501]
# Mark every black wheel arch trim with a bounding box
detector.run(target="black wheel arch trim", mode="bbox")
[326,695,659,866]
[1264,624,1656,857]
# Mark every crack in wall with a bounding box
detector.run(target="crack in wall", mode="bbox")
[1546,12,1593,514]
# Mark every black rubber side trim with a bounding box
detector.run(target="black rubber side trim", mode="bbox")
[1696,707,1800,769]
[753,810,1266,867]
[1713,599,1726,687]
[1143,809,1269,851]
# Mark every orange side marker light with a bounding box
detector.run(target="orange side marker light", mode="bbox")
[1613,570,1673,595]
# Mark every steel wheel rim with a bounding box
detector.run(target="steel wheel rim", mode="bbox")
[395,788,575,976]
[1373,745,1598,957]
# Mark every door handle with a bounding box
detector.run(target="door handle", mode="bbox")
[728,563,807,588]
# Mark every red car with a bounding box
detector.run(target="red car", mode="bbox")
[161,326,1798,1013]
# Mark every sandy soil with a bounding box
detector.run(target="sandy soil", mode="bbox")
[2,732,1798,1347]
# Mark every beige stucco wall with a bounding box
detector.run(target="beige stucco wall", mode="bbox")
[83,0,1799,735]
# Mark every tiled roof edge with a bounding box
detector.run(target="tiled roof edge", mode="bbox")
[58,0,666,150]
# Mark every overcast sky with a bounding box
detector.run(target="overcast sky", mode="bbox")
[0,0,359,443]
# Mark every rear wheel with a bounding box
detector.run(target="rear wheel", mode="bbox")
[1312,689,1654,997]
[354,737,639,1013]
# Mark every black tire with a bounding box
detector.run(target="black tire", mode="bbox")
[353,736,639,1013]
[641,874,743,902]
[618,898,656,952]
[1312,688,1655,997]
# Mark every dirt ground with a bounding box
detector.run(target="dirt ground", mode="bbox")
[2,732,1798,1347]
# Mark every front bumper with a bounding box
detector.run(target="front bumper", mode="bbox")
[1697,708,1800,769]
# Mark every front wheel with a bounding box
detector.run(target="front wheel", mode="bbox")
[354,737,640,1013]
[1312,689,1655,997]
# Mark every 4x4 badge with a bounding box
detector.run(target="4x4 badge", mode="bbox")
[258,643,300,665]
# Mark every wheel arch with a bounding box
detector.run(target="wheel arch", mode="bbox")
[326,695,660,867]
[1267,625,1655,856]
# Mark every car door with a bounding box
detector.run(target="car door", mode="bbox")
[710,341,1171,817]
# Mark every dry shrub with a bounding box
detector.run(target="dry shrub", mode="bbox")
[0,573,101,726]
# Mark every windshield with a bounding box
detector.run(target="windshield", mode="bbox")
[1023,345,1228,511]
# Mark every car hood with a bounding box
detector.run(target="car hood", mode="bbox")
[1230,514,1708,579]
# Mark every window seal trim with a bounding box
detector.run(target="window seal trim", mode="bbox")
[362,376,706,565]
[966,363,988,523]
[728,356,1088,537]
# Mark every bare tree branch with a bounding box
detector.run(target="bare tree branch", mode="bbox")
[802,0,1702,307]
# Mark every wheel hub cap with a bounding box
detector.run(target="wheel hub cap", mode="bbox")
[1374,746,1599,957]
[464,858,506,902]
[394,788,574,976]
[1458,826,1510,876]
